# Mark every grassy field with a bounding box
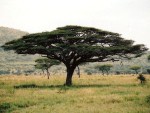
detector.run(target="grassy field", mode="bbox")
[0,74,150,113]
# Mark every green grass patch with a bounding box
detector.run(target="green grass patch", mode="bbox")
[145,95,150,104]
[0,75,150,113]
[0,103,11,113]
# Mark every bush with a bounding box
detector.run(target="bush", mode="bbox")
[137,74,146,84]
[84,69,96,75]
[87,71,92,75]
[0,103,11,113]
[95,64,113,75]
[146,95,150,104]
[115,71,121,75]
[0,70,10,75]
[147,69,150,74]
[84,69,94,75]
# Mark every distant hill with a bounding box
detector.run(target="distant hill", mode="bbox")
[0,26,28,45]
[0,27,39,74]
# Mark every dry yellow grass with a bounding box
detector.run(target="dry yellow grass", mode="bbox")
[0,74,150,113]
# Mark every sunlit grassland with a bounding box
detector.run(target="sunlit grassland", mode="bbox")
[0,74,150,113]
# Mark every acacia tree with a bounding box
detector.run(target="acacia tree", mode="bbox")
[130,66,141,74]
[2,25,147,86]
[95,64,113,75]
[35,58,60,79]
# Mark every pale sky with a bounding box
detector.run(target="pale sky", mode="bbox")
[0,0,150,49]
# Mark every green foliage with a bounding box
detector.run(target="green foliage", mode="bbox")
[35,58,60,70]
[0,70,10,75]
[0,75,150,113]
[2,25,147,62]
[147,55,150,61]
[130,66,141,70]
[130,66,141,74]
[2,25,148,85]
[146,95,150,104]
[0,103,11,113]
[24,70,35,75]
[87,72,92,75]
[137,74,146,84]
[35,58,60,79]
[84,68,97,75]
[147,69,150,74]
[95,64,113,75]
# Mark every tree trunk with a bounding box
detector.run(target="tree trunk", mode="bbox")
[42,69,44,74]
[135,70,138,75]
[77,66,80,78]
[106,70,109,76]
[102,70,104,76]
[46,69,50,79]
[65,66,75,86]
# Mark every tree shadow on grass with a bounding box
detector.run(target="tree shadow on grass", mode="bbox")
[14,83,137,89]
[14,84,62,89]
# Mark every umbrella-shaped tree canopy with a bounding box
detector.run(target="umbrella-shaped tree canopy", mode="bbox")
[2,25,148,86]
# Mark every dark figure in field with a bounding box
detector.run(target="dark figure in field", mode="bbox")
[137,74,146,84]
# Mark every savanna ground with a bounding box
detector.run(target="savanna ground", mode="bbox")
[0,74,150,113]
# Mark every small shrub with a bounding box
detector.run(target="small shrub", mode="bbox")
[87,72,92,75]
[15,102,30,108]
[0,103,11,113]
[146,69,150,74]
[116,71,121,75]
[146,95,150,104]
[84,69,93,75]
[137,74,146,84]
[124,96,139,102]
[0,70,10,75]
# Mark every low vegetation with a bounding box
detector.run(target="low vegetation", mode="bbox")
[0,26,150,112]
[130,66,141,74]
[95,64,113,75]
[137,74,146,84]
[0,74,150,113]
[2,25,147,86]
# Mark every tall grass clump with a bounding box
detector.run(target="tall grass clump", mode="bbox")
[145,95,150,104]
[0,103,11,113]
